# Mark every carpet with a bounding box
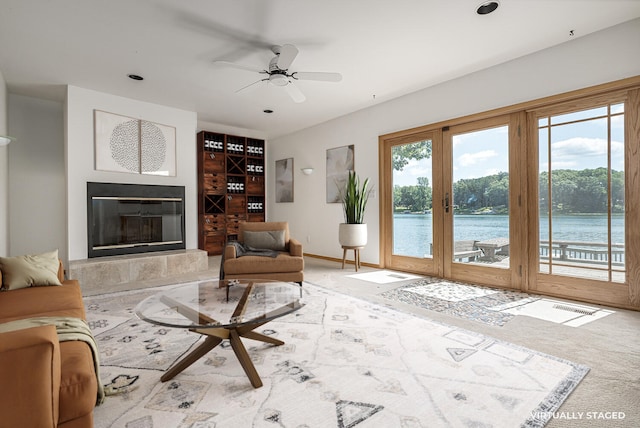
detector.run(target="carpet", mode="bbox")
[86,282,588,428]
[382,279,613,327]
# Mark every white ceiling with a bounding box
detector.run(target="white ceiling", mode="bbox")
[1,0,639,139]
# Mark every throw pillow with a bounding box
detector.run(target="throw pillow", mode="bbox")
[0,249,62,291]
[243,230,286,251]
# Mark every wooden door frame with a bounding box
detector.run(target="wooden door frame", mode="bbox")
[525,88,640,308]
[441,114,523,290]
[378,129,441,275]
[378,75,640,310]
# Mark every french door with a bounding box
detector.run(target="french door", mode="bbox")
[380,114,524,289]
[527,91,638,306]
[380,79,640,308]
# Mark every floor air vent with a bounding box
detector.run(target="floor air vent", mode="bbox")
[552,304,598,316]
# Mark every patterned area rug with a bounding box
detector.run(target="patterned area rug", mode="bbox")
[382,279,542,326]
[87,282,588,428]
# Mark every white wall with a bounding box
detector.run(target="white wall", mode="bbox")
[197,120,266,141]
[8,95,66,259]
[0,70,7,256]
[65,86,198,261]
[268,18,640,265]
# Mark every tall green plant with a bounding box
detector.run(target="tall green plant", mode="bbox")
[340,171,371,224]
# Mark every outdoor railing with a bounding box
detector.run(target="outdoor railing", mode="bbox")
[539,240,625,265]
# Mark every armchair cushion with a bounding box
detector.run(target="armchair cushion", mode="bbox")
[243,230,286,251]
[239,221,290,246]
[224,253,304,275]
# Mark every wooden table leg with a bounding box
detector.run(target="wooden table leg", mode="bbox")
[159,282,288,388]
[342,248,347,269]
[229,329,263,388]
[242,330,285,346]
[161,335,223,382]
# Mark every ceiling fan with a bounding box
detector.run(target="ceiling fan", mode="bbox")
[214,44,342,103]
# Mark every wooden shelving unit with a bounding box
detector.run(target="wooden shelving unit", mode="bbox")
[197,131,265,255]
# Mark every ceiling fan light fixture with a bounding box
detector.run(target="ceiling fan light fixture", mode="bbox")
[269,74,289,87]
[0,135,15,146]
[476,1,499,15]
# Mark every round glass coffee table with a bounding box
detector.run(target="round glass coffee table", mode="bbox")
[135,278,304,388]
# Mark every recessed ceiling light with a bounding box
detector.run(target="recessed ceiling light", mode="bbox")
[263,109,274,114]
[128,74,144,81]
[476,1,499,15]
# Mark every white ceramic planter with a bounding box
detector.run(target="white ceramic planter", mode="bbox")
[339,223,368,247]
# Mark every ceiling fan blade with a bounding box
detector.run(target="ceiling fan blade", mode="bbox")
[283,81,306,103]
[214,61,266,74]
[276,44,299,70]
[236,78,267,93]
[292,71,342,82]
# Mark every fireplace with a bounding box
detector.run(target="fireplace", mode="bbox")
[87,182,185,258]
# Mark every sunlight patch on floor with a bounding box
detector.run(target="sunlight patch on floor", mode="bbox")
[496,298,615,327]
[347,270,422,284]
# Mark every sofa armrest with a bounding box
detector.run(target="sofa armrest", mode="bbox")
[0,325,61,428]
[224,243,238,260]
[289,238,303,257]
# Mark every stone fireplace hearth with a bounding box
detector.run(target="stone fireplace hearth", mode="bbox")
[69,249,208,294]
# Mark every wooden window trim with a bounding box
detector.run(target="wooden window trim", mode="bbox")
[379,75,640,310]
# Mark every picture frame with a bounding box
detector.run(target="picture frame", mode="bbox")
[275,158,294,203]
[326,144,354,203]
[94,110,176,176]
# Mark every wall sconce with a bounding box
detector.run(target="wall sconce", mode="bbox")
[0,135,15,146]
[301,168,314,175]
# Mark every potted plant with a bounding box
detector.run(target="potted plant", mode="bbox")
[338,171,371,247]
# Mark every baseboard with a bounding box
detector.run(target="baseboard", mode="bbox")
[303,252,381,269]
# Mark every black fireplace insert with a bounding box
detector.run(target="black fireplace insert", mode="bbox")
[87,182,185,258]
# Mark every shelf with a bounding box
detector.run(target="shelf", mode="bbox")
[197,131,266,255]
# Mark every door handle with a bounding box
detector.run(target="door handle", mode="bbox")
[443,192,450,213]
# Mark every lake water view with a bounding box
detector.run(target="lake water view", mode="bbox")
[393,213,625,258]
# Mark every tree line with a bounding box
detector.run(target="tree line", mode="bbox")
[394,167,623,214]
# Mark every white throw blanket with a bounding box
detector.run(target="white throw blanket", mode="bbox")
[0,316,105,404]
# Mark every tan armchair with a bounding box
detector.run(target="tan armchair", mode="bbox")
[222,221,304,285]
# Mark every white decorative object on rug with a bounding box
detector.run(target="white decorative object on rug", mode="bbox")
[86,282,588,428]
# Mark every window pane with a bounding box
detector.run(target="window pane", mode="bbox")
[611,103,624,114]
[392,140,433,258]
[539,104,624,282]
[550,106,607,125]
[452,125,509,267]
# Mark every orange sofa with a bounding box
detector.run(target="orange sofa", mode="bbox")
[0,260,99,428]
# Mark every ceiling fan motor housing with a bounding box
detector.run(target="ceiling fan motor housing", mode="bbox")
[269,73,289,86]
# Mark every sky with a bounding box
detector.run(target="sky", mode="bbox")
[393,106,624,187]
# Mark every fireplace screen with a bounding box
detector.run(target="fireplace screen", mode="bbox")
[88,183,185,257]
